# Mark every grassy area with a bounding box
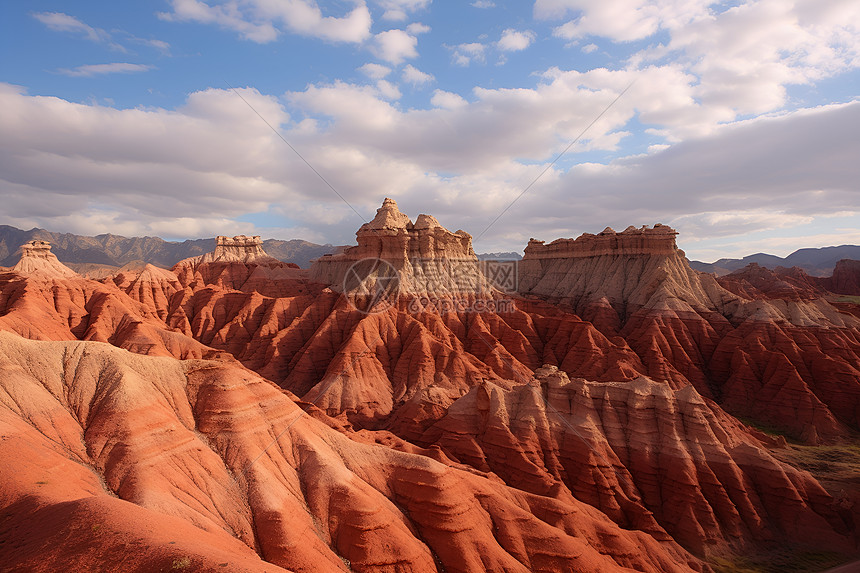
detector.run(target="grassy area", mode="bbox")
[772,441,860,493]
[714,440,860,572]
[710,550,850,573]
[832,295,860,304]
[734,416,796,441]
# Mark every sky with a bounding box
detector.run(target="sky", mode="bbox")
[0,0,858,262]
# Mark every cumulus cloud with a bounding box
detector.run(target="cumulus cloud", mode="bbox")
[406,22,430,35]
[472,1,495,7]
[57,63,154,77]
[358,62,391,79]
[375,79,402,100]
[401,64,434,86]
[376,0,430,21]
[497,29,536,52]
[449,42,486,66]
[537,0,860,132]
[1,65,857,256]
[371,29,419,64]
[430,90,467,109]
[159,0,372,43]
[535,0,709,42]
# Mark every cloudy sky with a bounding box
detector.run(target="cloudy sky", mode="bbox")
[1,0,858,261]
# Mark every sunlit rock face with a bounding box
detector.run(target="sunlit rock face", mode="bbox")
[310,197,494,297]
[11,240,78,278]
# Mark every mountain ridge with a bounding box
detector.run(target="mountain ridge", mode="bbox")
[0,224,340,269]
[691,244,860,276]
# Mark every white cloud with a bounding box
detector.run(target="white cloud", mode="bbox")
[371,29,419,64]
[406,22,431,35]
[135,38,171,53]
[33,11,126,51]
[33,12,109,43]
[450,42,486,66]
[358,62,392,79]
[375,79,402,100]
[536,0,860,132]
[159,0,372,44]
[401,64,434,86]
[57,63,154,78]
[581,42,597,53]
[1,68,858,255]
[431,90,467,109]
[650,0,860,117]
[497,29,536,52]
[535,0,710,42]
[376,0,431,21]
[472,0,495,7]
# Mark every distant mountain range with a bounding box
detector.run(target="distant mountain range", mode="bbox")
[0,225,529,271]
[690,244,860,277]
[4,224,854,277]
[476,251,522,260]
[0,225,340,269]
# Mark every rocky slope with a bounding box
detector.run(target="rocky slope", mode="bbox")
[411,366,853,557]
[0,241,208,359]
[516,226,860,443]
[0,332,707,573]
[2,205,860,571]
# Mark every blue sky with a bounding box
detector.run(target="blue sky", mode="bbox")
[1,0,858,261]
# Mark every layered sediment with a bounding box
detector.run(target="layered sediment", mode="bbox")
[2,204,860,571]
[310,198,492,297]
[11,240,78,278]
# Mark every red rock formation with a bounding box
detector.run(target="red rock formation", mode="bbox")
[311,198,490,299]
[0,242,207,359]
[825,259,860,296]
[518,226,860,442]
[0,332,708,573]
[717,263,829,301]
[523,223,679,259]
[413,366,853,556]
[11,240,78,278]
[4,210,860,570]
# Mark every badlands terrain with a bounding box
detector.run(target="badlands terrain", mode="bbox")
[2,198,860,572]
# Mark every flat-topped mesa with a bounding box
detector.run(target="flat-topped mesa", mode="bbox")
[311,198,486,295]
[176,235,280,268]
[211,235,271,261]
[516,224,727,321]
[523,224,679,260]
[11,240,78,278]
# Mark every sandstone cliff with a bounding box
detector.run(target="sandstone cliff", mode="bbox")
[310,198,493,299]
[11,241,78,278]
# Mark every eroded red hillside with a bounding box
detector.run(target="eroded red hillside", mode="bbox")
[3,204,860,571]
[0,332,707,573]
